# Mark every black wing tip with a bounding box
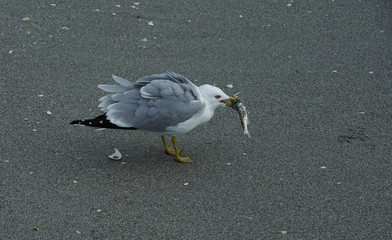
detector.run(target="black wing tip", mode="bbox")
[70,115,137,130]
[70,120,81,125]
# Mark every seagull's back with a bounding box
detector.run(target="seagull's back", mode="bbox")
[97,72,206,133]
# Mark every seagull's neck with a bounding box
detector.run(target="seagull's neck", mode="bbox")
[198,97,218,126]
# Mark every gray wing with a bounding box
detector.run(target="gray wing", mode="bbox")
[97,72,205,131]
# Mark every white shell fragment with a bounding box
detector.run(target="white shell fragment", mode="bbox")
[46,111,52,115]
[226,84,233,89]
[148,21,154,26]
[108,148,122,160]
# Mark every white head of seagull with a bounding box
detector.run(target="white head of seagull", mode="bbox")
[198,84,233,110]
[193,84,234,125]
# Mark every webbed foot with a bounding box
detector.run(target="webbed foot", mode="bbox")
[175,156,193,163]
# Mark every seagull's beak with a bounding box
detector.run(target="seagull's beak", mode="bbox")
[220,96,236,108]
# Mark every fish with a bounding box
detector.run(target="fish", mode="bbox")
[232,96,251,139]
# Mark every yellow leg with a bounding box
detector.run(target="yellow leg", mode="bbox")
[161,136,176,155]
[171,136,193,163]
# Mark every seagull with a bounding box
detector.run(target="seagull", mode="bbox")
[71,72,236,163]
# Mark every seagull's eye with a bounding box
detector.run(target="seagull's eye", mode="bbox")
[215,95,221,99]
